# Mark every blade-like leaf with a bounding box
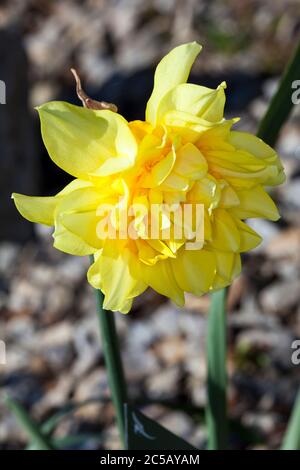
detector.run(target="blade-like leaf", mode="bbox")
[40,397,108,435]
[204,39,300,452]
[6,396,55,450]
[257,40,300,146]
[206,288,228,450]
[281,391,300,450]
[125,404,197,450]
[27,433,103,450]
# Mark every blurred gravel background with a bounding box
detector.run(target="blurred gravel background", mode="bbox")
[0,0,300,450]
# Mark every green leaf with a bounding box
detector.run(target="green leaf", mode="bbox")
[203,39,300,453]
[90,254,128,448]
[40,397,108,435]
[257,40,300,146]
[206,289,228,450]
[281,391,300,450]
[5,396,55,450]
[124,404,197,450]
[28,433,103,450]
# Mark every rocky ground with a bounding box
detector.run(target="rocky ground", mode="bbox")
[0,0,299,450]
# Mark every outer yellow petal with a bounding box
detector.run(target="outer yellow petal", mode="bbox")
[228,131,285,186]
[87,243,147,313]
[136,239,167,265]
[54,187,113,249]
[54,190,100,256]
[187,176,220,210]
[156,81,226,123]
[56,186,109,213]
[140,259,184,306]
[212,252,241,290]
[146,42,202,126]
[12,179,93,227]
[60,211,102,250]
[171,248,216,295]
[218,183,240,208]
[164,110,235,143]
[12,193,58,226]
[211,208,240,252]
[234,219,262,252]
[204,145,281,188]
[53,222,97,256]
[37,102,137,179]
[57,178,93,195]
[229,186,280,221]
[209,164,280,189]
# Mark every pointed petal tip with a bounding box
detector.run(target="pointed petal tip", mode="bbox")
[218,81,227,90]
[175,41,202,50]
[177,41,202,57]
[188,40,202,50]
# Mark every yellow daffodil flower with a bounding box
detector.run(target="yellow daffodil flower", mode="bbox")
[13,42,285,313]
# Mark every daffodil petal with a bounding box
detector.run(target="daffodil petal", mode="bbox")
[141,149,176,188]
[163,110,222,143]
[212,252,241,289]
[37,102,137,179]
[146,42,202,126]
[156,81,226,123]
[229,186,280,221]
[12,193,58,226]
[12,178,95,227]
[173,143,208,180]
[228,131,285,186]
[60,211,102,249]
[218,183,240,208]
[171,248,216,295]
[136,239,166,265]
[140,259,184,306]
[187,176,220,210]
[211,208,240,252]
[235,219,262,252]
[53,222,96,256]
[88,243,146,313]
[56,186,112,214]
[54,187,115,249]
[146,239,176,258]
[160,172,190,191]
[57,179,93,195]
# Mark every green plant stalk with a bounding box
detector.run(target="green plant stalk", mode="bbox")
[5,396,55,450]
[257,39,300,450]
[90,256,128,448]
[281,391,300,450]
[257,40,300,146]
[206,288,228,450]
[205,38,300,450]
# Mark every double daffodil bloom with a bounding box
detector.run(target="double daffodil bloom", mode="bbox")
[13,42,285,313]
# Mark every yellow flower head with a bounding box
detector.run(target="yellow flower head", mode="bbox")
[13,43,285,313]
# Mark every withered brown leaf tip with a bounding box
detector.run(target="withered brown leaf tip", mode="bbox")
[70,68,118,112]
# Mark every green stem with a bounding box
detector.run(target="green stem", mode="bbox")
[6,396,55,450]
[205,38,300,450]
[206,288,228,450]
[281,391,300,450]
[257,40,300,146]
[90,256,128,449]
